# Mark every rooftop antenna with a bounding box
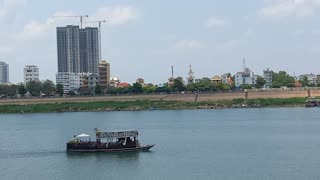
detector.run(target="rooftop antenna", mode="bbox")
[243,57,246,70]
[171,65,174,78]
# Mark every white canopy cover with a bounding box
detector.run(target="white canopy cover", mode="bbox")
[76,133,90,138]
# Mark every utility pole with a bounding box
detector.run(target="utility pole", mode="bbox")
[83,20,106,62]
[53,15,89,29]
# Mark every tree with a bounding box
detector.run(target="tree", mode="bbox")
[18,83,27,97]
[240,84,252,90]
[272,71,295,88]
[131,82,143,94]
[300,76,309,87]
[143,84,157,94]
[41,80,56,95]
[0,85,17,97]
[26,80,42,96]
[255,76,266,89]
[79,88,91,96]
[56,83,64,97]
[94,84,103,95]
[68,90,76,96]
[172,78,185,92]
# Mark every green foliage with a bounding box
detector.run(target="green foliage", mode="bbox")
[68,90,76,96]
[17,83,27,96]
[255,76,266,89]
[172,78,185,92]
[143,84,157,93]
[0,97,307,114]
[131,83,143,94]
[56,83,64,96]
[0,85,17,97]
[26,81,42,96]
[79,88,91,96]
[41,80,56,95]
[272,71,295,88]
[299,76,309,87]
[94,84,103,95]
[240,84,252,90]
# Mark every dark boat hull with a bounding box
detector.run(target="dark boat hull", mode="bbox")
[67,144,155,153]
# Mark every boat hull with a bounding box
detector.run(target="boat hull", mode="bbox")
[67,144,155,153]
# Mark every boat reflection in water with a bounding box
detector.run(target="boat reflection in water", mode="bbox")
[66,128,155,153]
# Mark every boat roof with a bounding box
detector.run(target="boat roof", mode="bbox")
[76,133,90,138]
[96,130,138,138]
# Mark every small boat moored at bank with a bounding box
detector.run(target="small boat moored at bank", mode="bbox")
[66,129,155,153]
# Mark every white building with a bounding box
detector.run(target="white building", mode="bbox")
[235,72,251,87]
[299,74,317,85]
[24,65,39,83]
[56,72,80,94]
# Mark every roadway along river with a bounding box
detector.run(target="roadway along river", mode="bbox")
[1,108,320,180]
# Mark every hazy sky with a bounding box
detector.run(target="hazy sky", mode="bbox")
[1,0,320,84]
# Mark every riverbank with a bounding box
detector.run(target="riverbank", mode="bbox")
[0,97,308,113]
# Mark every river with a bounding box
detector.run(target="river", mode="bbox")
[1,108,320,180]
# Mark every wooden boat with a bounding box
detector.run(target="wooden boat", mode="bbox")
[66,129,155,153]
[305,97,320,107]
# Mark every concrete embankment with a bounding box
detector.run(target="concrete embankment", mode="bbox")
[0,89,318,105]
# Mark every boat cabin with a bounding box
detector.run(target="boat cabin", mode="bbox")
[95,129,139,148]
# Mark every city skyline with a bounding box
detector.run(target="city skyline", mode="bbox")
[1,0,320,84]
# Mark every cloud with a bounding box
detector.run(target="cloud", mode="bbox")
[175,40,205,49]
[0,47,14,55]
[16,11,73,40]
[260,0,320,19]
[16,5,139,40]
[206,17,226,28]
[0,0,27,23]
[92,6,139,25]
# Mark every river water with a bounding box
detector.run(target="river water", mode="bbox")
[1,108,320,180]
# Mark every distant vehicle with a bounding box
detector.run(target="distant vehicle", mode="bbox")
[66,129,155,153]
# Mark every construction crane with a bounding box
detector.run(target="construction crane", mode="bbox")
[83,20,107,62]
[53,15,89,29]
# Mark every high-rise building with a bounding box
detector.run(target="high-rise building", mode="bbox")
[57,25,80,73]
[98,61,110,90]
[80,27,99,73]
[24,65,39,83]
[0,61,9,83]
[57,26,99,74]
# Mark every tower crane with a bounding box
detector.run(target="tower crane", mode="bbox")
[83,20,107,62]
[53,15,89,29]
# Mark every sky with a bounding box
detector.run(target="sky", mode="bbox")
[1,0,320,84]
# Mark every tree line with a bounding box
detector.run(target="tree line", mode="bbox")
[0,71,318,97]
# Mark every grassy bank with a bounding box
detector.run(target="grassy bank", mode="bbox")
[0,97,308,114]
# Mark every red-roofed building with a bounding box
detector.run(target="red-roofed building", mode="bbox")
[118,82,130,88]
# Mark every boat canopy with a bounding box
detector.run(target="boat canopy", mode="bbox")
[76,133,90,138]
[96,130,138,139]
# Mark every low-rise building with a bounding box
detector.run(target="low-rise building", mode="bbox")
[24,65,39,83]
[98,61,110,90]
[56,72,80,94]
[118,82,130,88]
[168,77,175,87]
[235,72,250,87]
[110,77,120,88]
[136,78,145,86]
[211,75,222,84]
[299,73,317,85]
[88,73,99,89]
